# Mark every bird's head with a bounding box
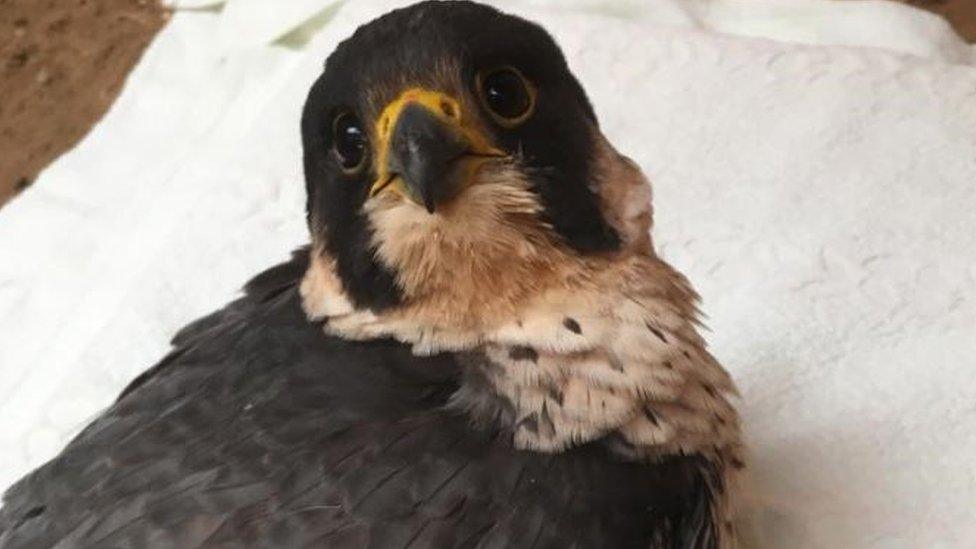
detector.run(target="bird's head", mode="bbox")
[300,0,653,332]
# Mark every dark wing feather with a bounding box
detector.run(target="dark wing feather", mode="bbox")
[0,248,721,549]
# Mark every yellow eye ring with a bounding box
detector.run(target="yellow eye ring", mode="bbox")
[476,66,536,128]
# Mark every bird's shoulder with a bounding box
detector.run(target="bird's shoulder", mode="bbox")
[0,249,720,548]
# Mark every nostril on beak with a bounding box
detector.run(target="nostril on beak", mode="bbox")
[439,99,458,120]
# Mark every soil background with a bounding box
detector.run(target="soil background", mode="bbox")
[0,0,973,207]
[0,0,167,205]
[909,0,976,42]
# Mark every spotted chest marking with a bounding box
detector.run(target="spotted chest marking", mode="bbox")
[460,319,741,461]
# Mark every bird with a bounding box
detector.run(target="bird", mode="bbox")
[0,1,744,547]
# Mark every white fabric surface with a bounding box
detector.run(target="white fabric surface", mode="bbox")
[1,1,975,546]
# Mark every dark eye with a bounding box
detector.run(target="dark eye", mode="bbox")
[477,67,535,126]
[332,110,367,172]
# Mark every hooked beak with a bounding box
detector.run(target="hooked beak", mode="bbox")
[369,89,503,213]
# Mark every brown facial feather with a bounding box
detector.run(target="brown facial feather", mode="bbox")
[591,135,654,254]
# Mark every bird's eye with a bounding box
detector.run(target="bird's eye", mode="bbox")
[477,67,535,126]
[332,110,367,173]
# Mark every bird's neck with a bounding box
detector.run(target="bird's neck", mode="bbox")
[301,247,742,464]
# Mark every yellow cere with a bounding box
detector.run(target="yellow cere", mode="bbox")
[369,88,503,200]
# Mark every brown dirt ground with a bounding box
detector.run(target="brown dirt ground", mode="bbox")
[0,1,972,208]
[0,0,168,206]
[907,0,976,42]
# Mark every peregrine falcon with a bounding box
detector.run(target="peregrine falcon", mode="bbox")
[0,2,744,547]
